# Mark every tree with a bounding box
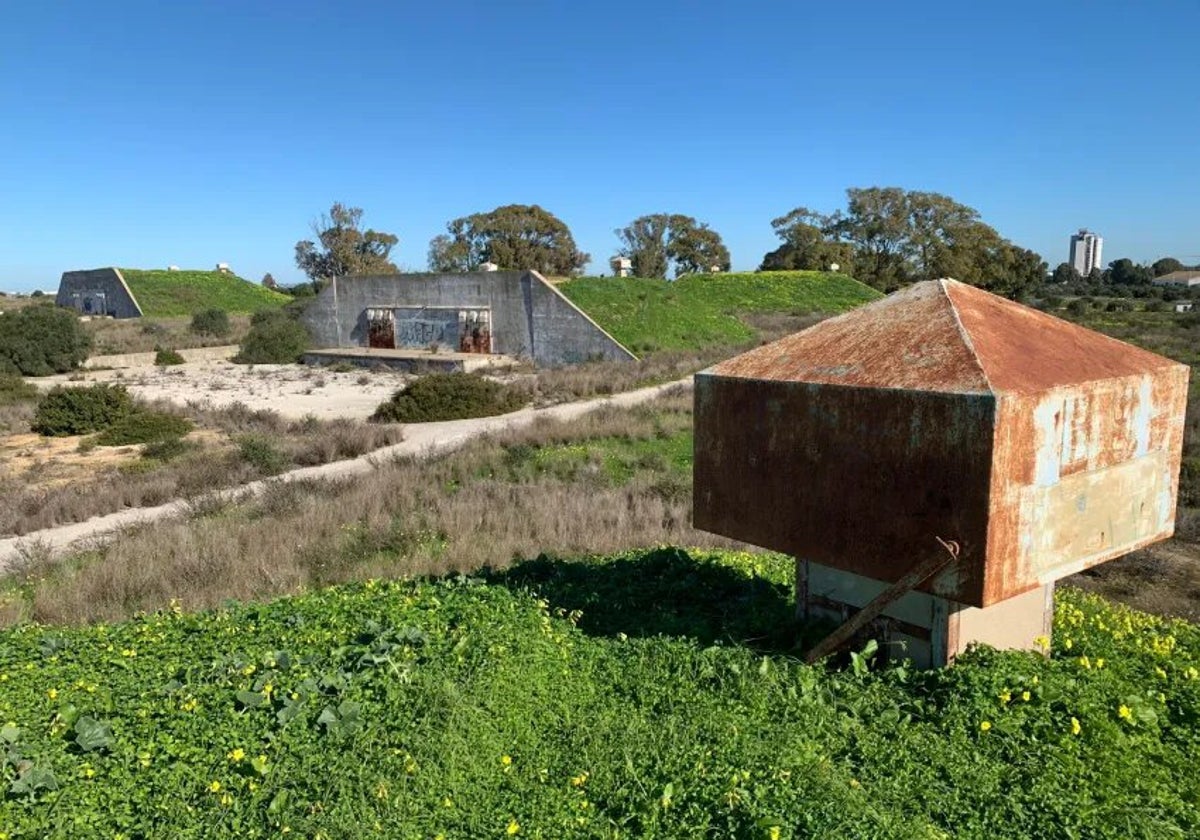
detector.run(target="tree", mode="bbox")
[262,273,277,289]
[759,208,853,272]
[428,205,588,276]
[1152,257,1185,277]
[294,203,399,288]
[1107,258,1153,286]
[763,187,1045,297]
[615,214,730,279]
[1051,262,1081,284]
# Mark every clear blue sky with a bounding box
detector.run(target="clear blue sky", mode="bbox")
[2,0,1198,292]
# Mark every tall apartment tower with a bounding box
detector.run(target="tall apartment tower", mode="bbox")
[1069,229,1104,276]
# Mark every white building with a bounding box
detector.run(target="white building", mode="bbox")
[1153,270,1200,288]
[1069,229,1104,276]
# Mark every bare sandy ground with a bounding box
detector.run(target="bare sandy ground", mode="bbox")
[35,358,414,421]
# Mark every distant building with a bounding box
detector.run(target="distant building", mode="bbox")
[1069,229,1104,276]
[1154,270,1200,288]
[610,257,632,278]
[1174,302,1194,313]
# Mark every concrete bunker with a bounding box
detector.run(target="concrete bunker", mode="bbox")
[694,278,1190,667]
[55,268,143,318]
[301,270,635,368]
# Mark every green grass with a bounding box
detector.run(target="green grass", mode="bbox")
[558,271,880,353]
[120,269,290,318]
[1,548,1198,838]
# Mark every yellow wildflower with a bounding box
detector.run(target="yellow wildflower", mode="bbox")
[1070,717,1081,736]
[980,721,992,732]
[228,748,245,763]
[46,688,58,701]
[506,819,520,835]
[1118,705,1133,722]
[998,689,1012,704]
[570,772,589,787]
[1033,635,1050,652]
[1080,656,1091,670]
[1095,658,1104,669]
[220,793,232,807]
[1021,691,1031,702]
[209,780,222,793]
[769,827,781,840]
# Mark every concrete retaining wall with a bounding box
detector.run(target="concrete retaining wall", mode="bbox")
[300,270,635,367]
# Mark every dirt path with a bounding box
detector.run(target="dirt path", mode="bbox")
[0,379,692,573]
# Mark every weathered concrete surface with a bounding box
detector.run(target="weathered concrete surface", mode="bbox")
[0,379,689,573]
[56,268,143,318]
[301,347,516,374]
[694,279,1190,608]
[300,270,635,367]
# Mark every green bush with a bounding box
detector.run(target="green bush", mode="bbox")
[1105,299,1134,312]
[1066,299,1089,315]
[0,305,91,376]
[371,373,526,423]
[237,434,290,475]
[94,411,193,446]
[190,308,231,337]
[234,310,311,364]
[154,347,185,366]
[0,373,38,406]
[140,437,197,462]
[32,384,133,436]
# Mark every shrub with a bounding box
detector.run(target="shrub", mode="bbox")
[237,434,289,475]
[140,321,168,337]
[94,411,193,446]
[234,310,311,364]
[0,305,92,376]
[32,384,133,436]
[1066,299,1089,316]
[154,347,185,366]
[0,373,37,406]
[141,437,197,462]
[190,308,231,337]
[1105,299,1134,312]
[371,373,527,423]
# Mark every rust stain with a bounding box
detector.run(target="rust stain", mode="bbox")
[695,279,1191,609]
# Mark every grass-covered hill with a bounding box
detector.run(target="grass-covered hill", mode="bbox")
[120,269,290,318]
[1,548,1197,838]
[558,271,880,354]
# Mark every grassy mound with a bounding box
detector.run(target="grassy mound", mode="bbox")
[120,269,290,318]
[559,271,880,353]
[1,549,1197,837]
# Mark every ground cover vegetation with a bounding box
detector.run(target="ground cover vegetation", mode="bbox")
[190,308,232,338]
[0,550,1197,838]
[85,313,251,356]
[557,271,879,354]
[0,394,402,538]
[0,305,91,376]
[119,270,290,319]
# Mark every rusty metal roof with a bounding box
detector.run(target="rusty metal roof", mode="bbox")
[705,279,1183,394]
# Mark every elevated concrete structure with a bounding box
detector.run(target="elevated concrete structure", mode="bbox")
[56,268,142,318]
[301,270,635,368]
[694,279,1190,665]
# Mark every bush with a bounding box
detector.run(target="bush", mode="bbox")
[1106,299,1134,312]
[1066,299,1089,315]
[234,310,311,364]
[190,308,231,337]
[371,373,527,423]
[32,384,133,436]
[154,347,185,366]
[0,373,38,406]
[141,437,197,462]
[0,305,91,376]
[94,411,192,446]
[237,434,290,475]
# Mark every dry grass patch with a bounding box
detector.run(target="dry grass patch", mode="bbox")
[86,314,252,356]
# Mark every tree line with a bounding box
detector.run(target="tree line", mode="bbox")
[291,188,1062,298]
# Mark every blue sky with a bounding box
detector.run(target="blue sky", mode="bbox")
[2,1,1198,292]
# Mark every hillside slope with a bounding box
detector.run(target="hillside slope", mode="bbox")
[120,269,290,317]
[559,271,880,353]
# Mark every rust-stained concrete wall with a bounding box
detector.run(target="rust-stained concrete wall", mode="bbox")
[300,270,635,368]
[56,268,142,318]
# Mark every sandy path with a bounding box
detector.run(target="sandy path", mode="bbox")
[0,379,692,573]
